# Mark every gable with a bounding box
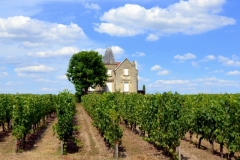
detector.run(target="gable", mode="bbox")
[114,58,137,72]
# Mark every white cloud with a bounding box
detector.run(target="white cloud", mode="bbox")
[146,34,159,41]
[232,55,239,61]
[112,46,125,55]
[5,81,14,86]
[95,1,235,36]
[151,65,161,71]
[94,23,143,36]
[132,52,145,57]
[1,56,27,65]
[226,70,240,75]
[94,48,106,56]
[191,61,199,67]
[0,16,87,46]
[41,87,55,91]
[17,73,39,77]
[149,76,240,93]
[155,79,190,85]
[35,78,55,83]
[213,70,224,73]
[218,55,240,66]
[84,3,100,10]
[56,75,68,80]
[157,70,169,75]
[0,66,7,70]
[22,41,47,48]
[0,72,8,77]
[138,76,150,82]
[95,46,125,57]
[15,65,54,73]
[174,53,196,61]
[27,46,79,57]
[193,77,238,86]
[201,55,216,62]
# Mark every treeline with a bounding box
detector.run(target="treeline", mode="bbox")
[0,90,76,154]
[81,92,240,159]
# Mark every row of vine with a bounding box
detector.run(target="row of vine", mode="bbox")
[53,89,77,155]
[81,92,240,159]
[0,91,77,154]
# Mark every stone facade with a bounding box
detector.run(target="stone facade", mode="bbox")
[114,58,138,93]
[90,48,138,93]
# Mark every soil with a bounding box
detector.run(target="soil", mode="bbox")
[0,103,239,160]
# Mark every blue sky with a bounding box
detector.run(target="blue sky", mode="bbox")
[0,0,239,94]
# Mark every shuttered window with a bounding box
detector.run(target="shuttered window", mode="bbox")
[107,70,112,76]
[124,69,128,75]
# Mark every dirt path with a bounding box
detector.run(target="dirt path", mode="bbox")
[120,126,170,160]
[180,139,222,160]
[181,133,240,160]
[0,115,60,160]
[75,103,113,160]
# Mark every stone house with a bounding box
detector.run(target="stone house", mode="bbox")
[90,47,138,93]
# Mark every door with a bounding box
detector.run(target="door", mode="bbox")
[124,82,129,92]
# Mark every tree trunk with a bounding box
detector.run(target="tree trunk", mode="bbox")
[1,122,5,132]
[189,131,193,141]
[42,117,46,126]
[228,151,234,160]
[15,139,20,153]
[133,123,136,134]
[209,140,214,153]
[7,119,11,129]
[220,143,224,158]
[124,119,128,128]
[22,133,26,147]
[198,136,203,149]
[84,87,88,95]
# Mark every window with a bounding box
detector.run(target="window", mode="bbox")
[89,87,95,91]
[124,69,128,75]
[106,82,112,92]
[107,70,112,76]
[124,82,129,92]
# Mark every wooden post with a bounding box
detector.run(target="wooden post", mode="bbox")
[176,146,181,160]
[15,139,19,153]
[61,140,64,155]
[115,140,119,159]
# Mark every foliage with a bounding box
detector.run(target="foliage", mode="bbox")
[82,93,123,147]
[142,85,146,91]
[66,51,108,100]
[82,92,184,158]
[0,94,14,131]
[53,89,76,154]
[82,92,240,159]
[9,94,57,152]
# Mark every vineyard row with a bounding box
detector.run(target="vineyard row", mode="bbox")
[81,92,240,159]
[0,90,76,154]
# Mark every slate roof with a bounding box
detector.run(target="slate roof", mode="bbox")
[103,48,115,64]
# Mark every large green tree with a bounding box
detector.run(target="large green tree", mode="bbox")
[66,51,107,99]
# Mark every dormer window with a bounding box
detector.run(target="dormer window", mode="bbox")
[107,70,112,76]
[124,69,128,76]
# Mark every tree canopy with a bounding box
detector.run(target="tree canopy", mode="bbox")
[66,51,107,99]
[142,85,146,91]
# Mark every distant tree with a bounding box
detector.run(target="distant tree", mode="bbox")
[66,51,108,101]
[142,85,146,92]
